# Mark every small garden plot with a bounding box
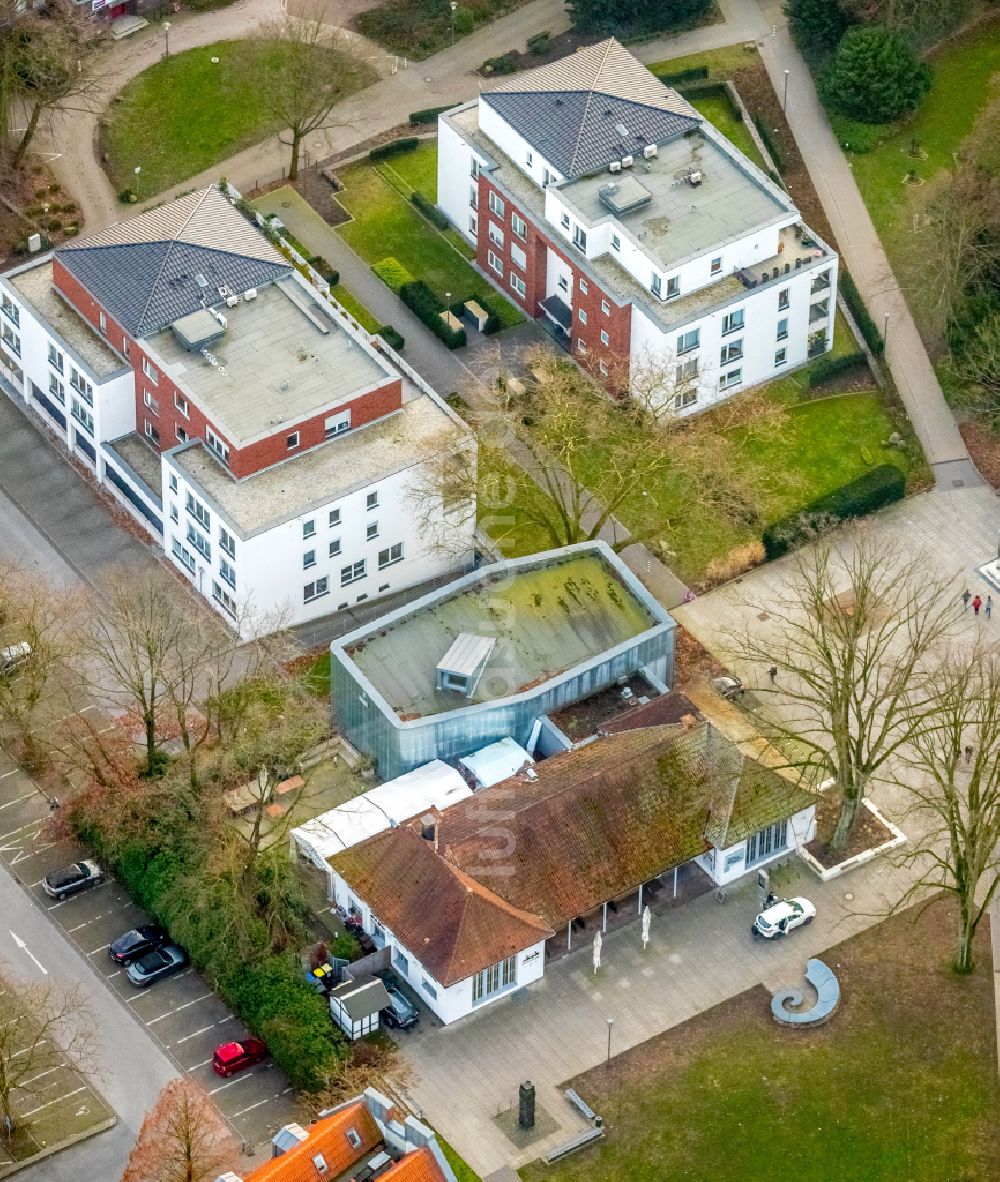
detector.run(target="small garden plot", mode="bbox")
[352,0,527,61]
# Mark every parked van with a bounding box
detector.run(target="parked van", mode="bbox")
[0,642,31,677]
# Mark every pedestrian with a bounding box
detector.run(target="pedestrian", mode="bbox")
[987,595,993,620]
[768,666,778,684]
[973,594,982,616]
[962,588,971,611]
[965,744,974,765]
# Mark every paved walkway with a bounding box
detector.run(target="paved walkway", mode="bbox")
[751,0,978,488]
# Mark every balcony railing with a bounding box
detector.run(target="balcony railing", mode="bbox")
[809,300,831,325]
[810,273,832,295]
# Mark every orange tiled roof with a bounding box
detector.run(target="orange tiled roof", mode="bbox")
[382,1147,448,1181]
[244,1102,380,1182]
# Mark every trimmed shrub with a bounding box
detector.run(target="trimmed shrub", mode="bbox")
[409,105,454,124]
[840,268,884,355]
[372,256,415,292]
[808,351,867,387]
[482,52,518,75]
[378,324,405,350]
[411,190,450,229]
[399,279,467,348]
[656,64,709,85]
[527,30,551,54]
[369,137,419,162]
[753,116,785,172]
[118,188,139,204]
[762,465,906,559]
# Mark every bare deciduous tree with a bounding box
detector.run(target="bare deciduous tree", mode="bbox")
[729,534,956,849]
[898,651,1000,974]
[120,1077,238,1182]
[0,969,95,1136]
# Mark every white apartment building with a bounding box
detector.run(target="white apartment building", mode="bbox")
[438,38,838,412]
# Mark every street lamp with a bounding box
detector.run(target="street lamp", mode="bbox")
[782,69,790,112]
[134,164,141,199]
[606,1017,614,1068]
[883,312,890,352]
[450,0,458,45]
[163,21,171,59]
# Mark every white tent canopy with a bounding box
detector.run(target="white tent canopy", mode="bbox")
[459,737,534,788]
[292,759,472,869]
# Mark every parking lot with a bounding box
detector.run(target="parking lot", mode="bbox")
[0,749,301,1152]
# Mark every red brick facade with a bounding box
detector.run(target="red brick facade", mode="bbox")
[52,259,403,480]
[474,176,632,391]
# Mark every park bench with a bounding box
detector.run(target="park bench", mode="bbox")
[771,958,840,1027]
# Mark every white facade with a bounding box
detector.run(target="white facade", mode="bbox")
[696,805,817,887]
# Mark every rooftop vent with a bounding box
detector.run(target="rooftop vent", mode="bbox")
[195,273,209,289]
[436,634,496,698]
[598,175,652,216]
[688,170,703,186]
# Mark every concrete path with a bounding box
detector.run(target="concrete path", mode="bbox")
[751,0,978,489]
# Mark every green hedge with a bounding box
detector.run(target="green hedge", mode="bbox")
[839,268,884,355]
[482,52,518,75]
[369,137,419,162]
[409,105,453,124]
[378,324,405,350]
[400,280,467,348]
[527,30,551,54]
[655,64,709,85]
[808,351,868,387]
[372,256,415,292]
[411,190,450,230]
[753,116,785,172]
[762,464,906,558]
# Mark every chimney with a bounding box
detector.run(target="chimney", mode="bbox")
[419,813,439,852]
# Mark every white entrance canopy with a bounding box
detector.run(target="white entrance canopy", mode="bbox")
[460,737,534,788]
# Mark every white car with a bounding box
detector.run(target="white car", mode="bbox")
[752,896,816,940]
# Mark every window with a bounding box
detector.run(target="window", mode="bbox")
[510,273,526,298]
[329,538,341,558]
[601,299,610,316]
[422,978,438,1000]
[185,491,210,530]
[366,491,378,510]
[650,274,662,298]
[99,310,107,337]
[488,191,504,217]
[576,338,586,354]
[774,347,787,367]
[143,389,158,414]
[525,150,533,167]
[512,212,526,239]
[142,358,158,384]
[778,288,790,311]
[745,819,788,865]
[578,308,587,325]
[171,537,195,574]
[145,420,160,445]
[470,158,479,179]
[287,431,300,451]
[325,410,351,439]
[469,186,478,211]
[186,522,211,561]
[674,387,698,411]
[206,426,229,462]
[719,367,742,391]
[220,525,236,558]
[710,256,723,275]
[677,328,699,355]
[720,339,743,365]
[487,250,503,276]
[304,577,330,603]
[394,949,409,976]
[168,473,178,493]
[378,542,403,569]
[579,277,588,295]
[329,508,341,527]
[572,225,587,252]
[600,329,609,346]
[174,391,188,417]
[511,243,526,271]
[665,275,680,300]
[220,557,236,588]
[212,581,237,617]
[611,233,621,252]
[170,503,179,524]
[341,560,366,586]
[47,343,63,373]
[1,322,20,358]
[488,222,503,247]
[48,373,65,404]
[722,308,745,336]
[472,955,516,1004]
[302,519,316,539]
[303,549,316,569]
[366,521,379,540]
[1,292,19,327]
[123,337,129,358]
[70,367,92,405]
[560,212,570,230]
[175,425,188,444]
[71,398,93,435]
[676,357,698,384]
[557,275,569,293]
[776,317,789,342]
[599,360,609,376]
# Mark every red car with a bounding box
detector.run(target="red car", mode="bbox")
[211,1038,267,1078]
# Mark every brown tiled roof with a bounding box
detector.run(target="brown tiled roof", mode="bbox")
[330,827,552,987]
[599,690,703,734]
[245,1102,380,1182]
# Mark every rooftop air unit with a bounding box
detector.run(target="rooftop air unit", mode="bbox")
[608,160,622,174]
[244,287,258,301]
[688,170,703,186]
[621,155,634,168]
[225,294,239,308]
[643,144,658,160]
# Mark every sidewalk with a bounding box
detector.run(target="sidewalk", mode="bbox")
[751,0,978,488]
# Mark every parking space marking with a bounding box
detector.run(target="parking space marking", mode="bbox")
[0,821,41,844]
[189,1057,214,1071]
[209,1072,257,1095]
[87,943,109,956]
[0,791,34,809]
[15,1067,62,1089]
[174,1023,223,1046]
[19,1087,87,1119]
[56,705,96,724]
[0,769,22,781]
[47,882,110,911]
[66,910,115,934]
[145,993,214,1026]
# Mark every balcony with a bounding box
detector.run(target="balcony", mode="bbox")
[810,271,832,296]
[737,224,830,294]
[809,299,831,325]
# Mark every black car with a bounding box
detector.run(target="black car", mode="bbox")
[381,986,419,1030]
[43,859,101,900]
[108,924,169,966]
[125,944,189,988]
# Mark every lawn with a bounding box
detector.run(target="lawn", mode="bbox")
[335,155,523,325]
[648,44,759,79]
[520,897,997,1182]
[103,40,376,197]
[333,284,381,333]
[687,91,765,169]
[381,139,439,201]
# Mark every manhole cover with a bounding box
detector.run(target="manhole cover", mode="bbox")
[844,892,854,902]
